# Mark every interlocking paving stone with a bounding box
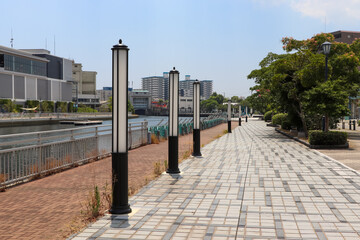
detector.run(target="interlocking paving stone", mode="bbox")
[71,120,360,239]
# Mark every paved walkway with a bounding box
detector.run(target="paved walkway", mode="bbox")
[0,122,236,240]
[72,120,360,239]
[319,127,360,172]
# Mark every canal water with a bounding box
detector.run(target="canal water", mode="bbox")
[0,116,187,135]
[0,116,191,135]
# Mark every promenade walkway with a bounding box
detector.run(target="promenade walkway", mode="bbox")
[72,120,360,239]
[0,122,236,240]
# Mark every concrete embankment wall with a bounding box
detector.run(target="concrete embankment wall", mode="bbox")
[0,114,138,127]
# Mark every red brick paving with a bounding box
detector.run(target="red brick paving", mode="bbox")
[0,122,238,240]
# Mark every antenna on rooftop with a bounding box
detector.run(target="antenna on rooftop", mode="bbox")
[45,38,47,50]
[325,16,327,33]
[10,28,14,48]
[54,35,56,55]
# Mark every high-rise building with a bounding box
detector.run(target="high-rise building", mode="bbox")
[142,72,169,100]
[200,80,213,100]
[179,79,196,97]
[179,75,213,100]
[142,72,213,101]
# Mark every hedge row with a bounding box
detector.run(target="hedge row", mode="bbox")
[264,111,273,122]
[309,130,347,145]
[272,113,287,125]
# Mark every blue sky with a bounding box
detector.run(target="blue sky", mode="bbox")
[1,0,360,97]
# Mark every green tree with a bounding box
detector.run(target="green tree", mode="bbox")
[107,97,135,114]
[200,99,218,112]
[210,92,225,105]
[248,33,360,134]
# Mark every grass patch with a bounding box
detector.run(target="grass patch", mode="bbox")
[151,134,160,144]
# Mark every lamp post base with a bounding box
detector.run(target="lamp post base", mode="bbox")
[192,129,202,157]
[111,152,131,214]
[167,136,180,174]
[110,204,132,214]
[228,121,231,133]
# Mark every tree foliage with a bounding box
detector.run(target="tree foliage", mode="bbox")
[108,97,135,113]
[248,33,360,135]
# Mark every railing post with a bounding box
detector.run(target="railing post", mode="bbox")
[95,126,99,157]
[141,122,144,145]
[71,130,75,164]
[128,123,132,149]
[144,121,148,144]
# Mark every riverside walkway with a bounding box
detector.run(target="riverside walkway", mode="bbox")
[72,120,360,239]
[0,122,237,239]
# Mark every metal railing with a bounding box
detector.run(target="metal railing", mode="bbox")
[148,117,226,139]
[0,112,112,120]
[0,121,148,188]
[0,117,227,188]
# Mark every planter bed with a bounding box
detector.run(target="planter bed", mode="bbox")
[275,128,349,149]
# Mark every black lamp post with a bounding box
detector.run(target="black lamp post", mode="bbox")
[227,100,231,133]
[167,67,180,174]
[110,39,131,214]
[239,104,241,126]
[192,80,201,156]
[321,41,331,131]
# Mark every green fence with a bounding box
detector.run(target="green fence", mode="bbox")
[148,118,226,139]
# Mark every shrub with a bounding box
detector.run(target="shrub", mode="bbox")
[77,106,97,113]
[41,101,55,112]
[358,120,360,126]
[264,111,273,122]
[308,130,347,145]
[272,113,288,125]
[281,119,292,130]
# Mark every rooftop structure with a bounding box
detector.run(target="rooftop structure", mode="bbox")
[0,45,72,104]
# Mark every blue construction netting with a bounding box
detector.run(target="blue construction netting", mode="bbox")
[148,118,226,138]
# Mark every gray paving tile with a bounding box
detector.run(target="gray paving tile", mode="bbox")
[71,121,360,239]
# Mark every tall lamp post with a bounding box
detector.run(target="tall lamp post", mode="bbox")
[167,67,180,174]
[192,80,201,156]
[321,41,331,132]
[238,104,241,126]
[110,39,131,214]
[227,100,231,133]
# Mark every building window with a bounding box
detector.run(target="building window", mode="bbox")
[334,33,341,39]
[0,54,4,68]
[3,54,46,76]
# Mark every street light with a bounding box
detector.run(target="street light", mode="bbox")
[110,39,131,214]
[238,104,241,126]
[167,67,180,174]
[321,41,331,131]
[322,41,331,82]
[227,100,231,133]
[192,80,201,156]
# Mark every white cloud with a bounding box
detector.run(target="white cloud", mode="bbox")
[254,0,360,23]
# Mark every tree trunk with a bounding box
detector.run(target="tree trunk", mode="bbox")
[293,102,309,137]
[325,114,330,132]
